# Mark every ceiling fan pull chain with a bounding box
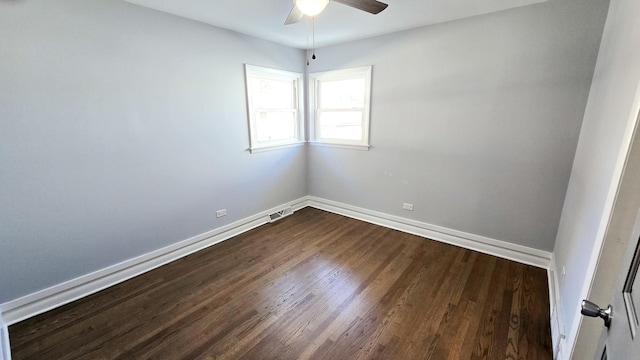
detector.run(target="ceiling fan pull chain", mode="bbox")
[306,18,310,65]
[312,17,317,60]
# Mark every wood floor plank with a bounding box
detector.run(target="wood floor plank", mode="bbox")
[9,208,552,359]
[470,257,509,360]
[506,264,523,359]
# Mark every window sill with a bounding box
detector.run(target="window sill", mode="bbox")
[248,142,305,154]
[308,141,370,151]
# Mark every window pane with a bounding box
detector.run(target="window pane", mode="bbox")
[319,79,366,109]
[256,111,296,142]
[318,111,363,140]
[251,78,294,109]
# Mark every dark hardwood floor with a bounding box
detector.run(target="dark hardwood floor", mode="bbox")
[9,208,552,359]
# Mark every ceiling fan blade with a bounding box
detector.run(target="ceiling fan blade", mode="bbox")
[333,0,388,14]
[284,5,304,25]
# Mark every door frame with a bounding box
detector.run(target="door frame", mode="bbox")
[569,81,640,358]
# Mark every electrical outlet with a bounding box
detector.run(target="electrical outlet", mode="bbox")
[216,209,227,218]
[403,203,414,211]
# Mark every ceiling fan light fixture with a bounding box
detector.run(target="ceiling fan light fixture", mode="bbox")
[295,0,329,16]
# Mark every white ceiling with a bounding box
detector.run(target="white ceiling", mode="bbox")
[125,0,548,49]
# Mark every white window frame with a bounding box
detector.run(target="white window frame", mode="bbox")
[244,64,305,153]
[309,66,372,150]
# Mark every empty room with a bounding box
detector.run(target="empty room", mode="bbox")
[1,0,640,359]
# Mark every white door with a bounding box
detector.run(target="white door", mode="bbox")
[592,220,640,360]
[577,109,640,359]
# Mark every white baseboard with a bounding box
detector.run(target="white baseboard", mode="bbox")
[0,314,10,360]
[307,196,552,269]
[0,197,308,326]
[548,254,567,360]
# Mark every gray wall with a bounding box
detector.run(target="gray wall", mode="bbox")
[0,0,307,303]
[307,0,608,251]
[553,0,640,355]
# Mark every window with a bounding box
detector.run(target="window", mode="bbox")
[309,66,372,149]
[244,65,304,153]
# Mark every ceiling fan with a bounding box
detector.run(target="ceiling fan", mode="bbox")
[285,0,389,25]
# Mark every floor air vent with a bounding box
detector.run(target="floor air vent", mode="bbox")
[268,207,293,223]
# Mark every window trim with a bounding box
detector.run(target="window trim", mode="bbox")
[309,66,372,150]
[244,64,305,153]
